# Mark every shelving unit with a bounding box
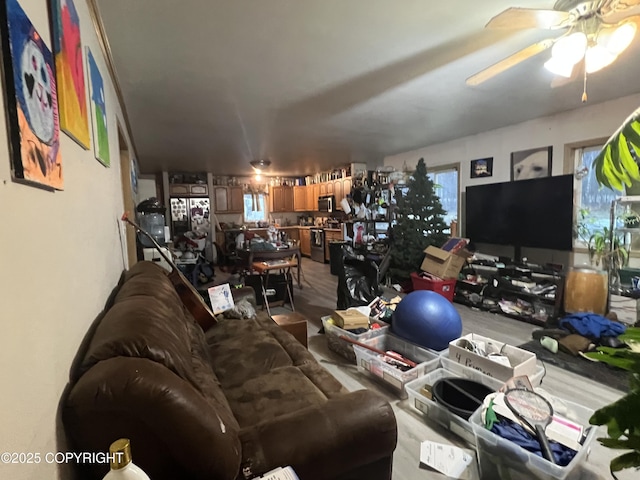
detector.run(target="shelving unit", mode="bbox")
[454,262,564,327]
[608,195,640,292]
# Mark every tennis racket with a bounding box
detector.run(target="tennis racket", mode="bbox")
[503,388,556,464]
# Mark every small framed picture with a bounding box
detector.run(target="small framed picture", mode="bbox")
[511,146,552,181]
[470,157,493,178]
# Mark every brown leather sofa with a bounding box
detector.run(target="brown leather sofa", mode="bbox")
[63,261,397,480]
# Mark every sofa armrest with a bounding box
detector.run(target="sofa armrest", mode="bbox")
[63,356,241,480]
[240,389,397,480]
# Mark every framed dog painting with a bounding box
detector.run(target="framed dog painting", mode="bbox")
[1,0,64,190]
[511,146,552,181]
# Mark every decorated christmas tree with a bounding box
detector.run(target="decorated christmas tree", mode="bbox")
[389,158,449,282]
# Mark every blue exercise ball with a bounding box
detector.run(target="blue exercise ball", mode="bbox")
[392,290,462,351]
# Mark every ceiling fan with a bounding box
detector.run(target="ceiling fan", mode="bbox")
[466,0,640,95]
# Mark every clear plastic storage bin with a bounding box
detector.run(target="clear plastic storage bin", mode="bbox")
[405,368,503,445]
[440,350,546,387]
[469,396,598,480]
[321,315,389,363]
[353,333,440,398]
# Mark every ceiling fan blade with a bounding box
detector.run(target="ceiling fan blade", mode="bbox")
[486,7,573,30]
[466,39,555,86]
[550,58,583,88]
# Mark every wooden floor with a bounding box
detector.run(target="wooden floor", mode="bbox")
[224,257,633,480]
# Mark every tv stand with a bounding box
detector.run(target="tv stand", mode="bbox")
[454,256,565,327]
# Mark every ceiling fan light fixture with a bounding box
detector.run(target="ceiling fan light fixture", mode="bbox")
[551,32,587,65]
[249,159,272,172]
[585,44,617,73]
[604,22,637,55]
[544,56,574,77]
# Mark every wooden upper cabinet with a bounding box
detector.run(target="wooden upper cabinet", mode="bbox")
[214,186,243,213]
[343,178,352,198]
[271,186,284,212]
[306,185,315,211]
[229,186,244,213]
[214,186,229,212]
[334,179,343,205]
[283,186,294,212]
[293,186,307,212]
[326,182,334,195]
[169,183,208,197]
[320,183,327,196]
[312,184,320,208]
[271,186,294,212]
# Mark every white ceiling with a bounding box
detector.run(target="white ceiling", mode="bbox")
[94,0,640,177]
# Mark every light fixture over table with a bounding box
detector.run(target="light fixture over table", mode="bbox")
[250,159,271,173]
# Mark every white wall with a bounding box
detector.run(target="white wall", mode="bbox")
[0,1,133,479]
[384,93,640,266]
[384,93,640,190]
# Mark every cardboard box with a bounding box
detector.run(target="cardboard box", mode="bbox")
[420,245,467,279]
[448,333,537,381]
[333,309,370,329]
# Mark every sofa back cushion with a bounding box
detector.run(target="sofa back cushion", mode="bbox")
[66,261,241,479]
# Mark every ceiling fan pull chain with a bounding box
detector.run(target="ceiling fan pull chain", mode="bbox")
[582,69,588,103]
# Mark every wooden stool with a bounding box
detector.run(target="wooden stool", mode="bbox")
[271,312,308,348]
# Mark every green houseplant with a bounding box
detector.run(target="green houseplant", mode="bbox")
[586,106,640,476]
[592,107,640,192]
[574,208,629,269]
[585,328,640,478]
[620,209,640,229]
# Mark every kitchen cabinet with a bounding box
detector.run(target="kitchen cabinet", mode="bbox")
[306,185,315,211]
[312,184,320,209]
[299,228,311,256]
[169,183,208,197]
[324,229,343,262]
[214,186,244,213]
[334,179,343,207]
[343,177,352,198]
[271,186,294,212]
[293,186,307,212]
[284,227,300,242]
[326,182,333,195]
[320,183,327,196]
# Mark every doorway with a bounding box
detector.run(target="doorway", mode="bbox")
[118,123,137,267]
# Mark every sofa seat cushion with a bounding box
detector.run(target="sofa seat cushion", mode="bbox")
[225,365,330,426]
[208,327,295,389]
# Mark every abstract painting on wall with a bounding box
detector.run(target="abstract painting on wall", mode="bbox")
[51,0,89,149]
[86,47,110,166]
[0,0,64,189]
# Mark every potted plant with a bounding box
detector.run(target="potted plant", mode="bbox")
[620,209,640,229]
[592,107,640,193]
[574,208,629,268]
[584,328,640,477]
[586,106,640,476]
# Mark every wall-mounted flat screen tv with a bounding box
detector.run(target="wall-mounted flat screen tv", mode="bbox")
[465,174,574,251]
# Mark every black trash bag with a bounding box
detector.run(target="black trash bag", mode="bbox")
[337,244,380,309]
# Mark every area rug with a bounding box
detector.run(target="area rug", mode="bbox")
[517,340,630,392]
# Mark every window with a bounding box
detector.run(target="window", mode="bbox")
[243,193,266,223]
[574,144,616,246]
[427,166,459,228]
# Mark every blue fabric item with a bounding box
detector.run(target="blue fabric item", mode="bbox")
[559,312,626,339]
[490,418,577,467]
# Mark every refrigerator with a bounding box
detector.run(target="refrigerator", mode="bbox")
[170,197,211,240]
